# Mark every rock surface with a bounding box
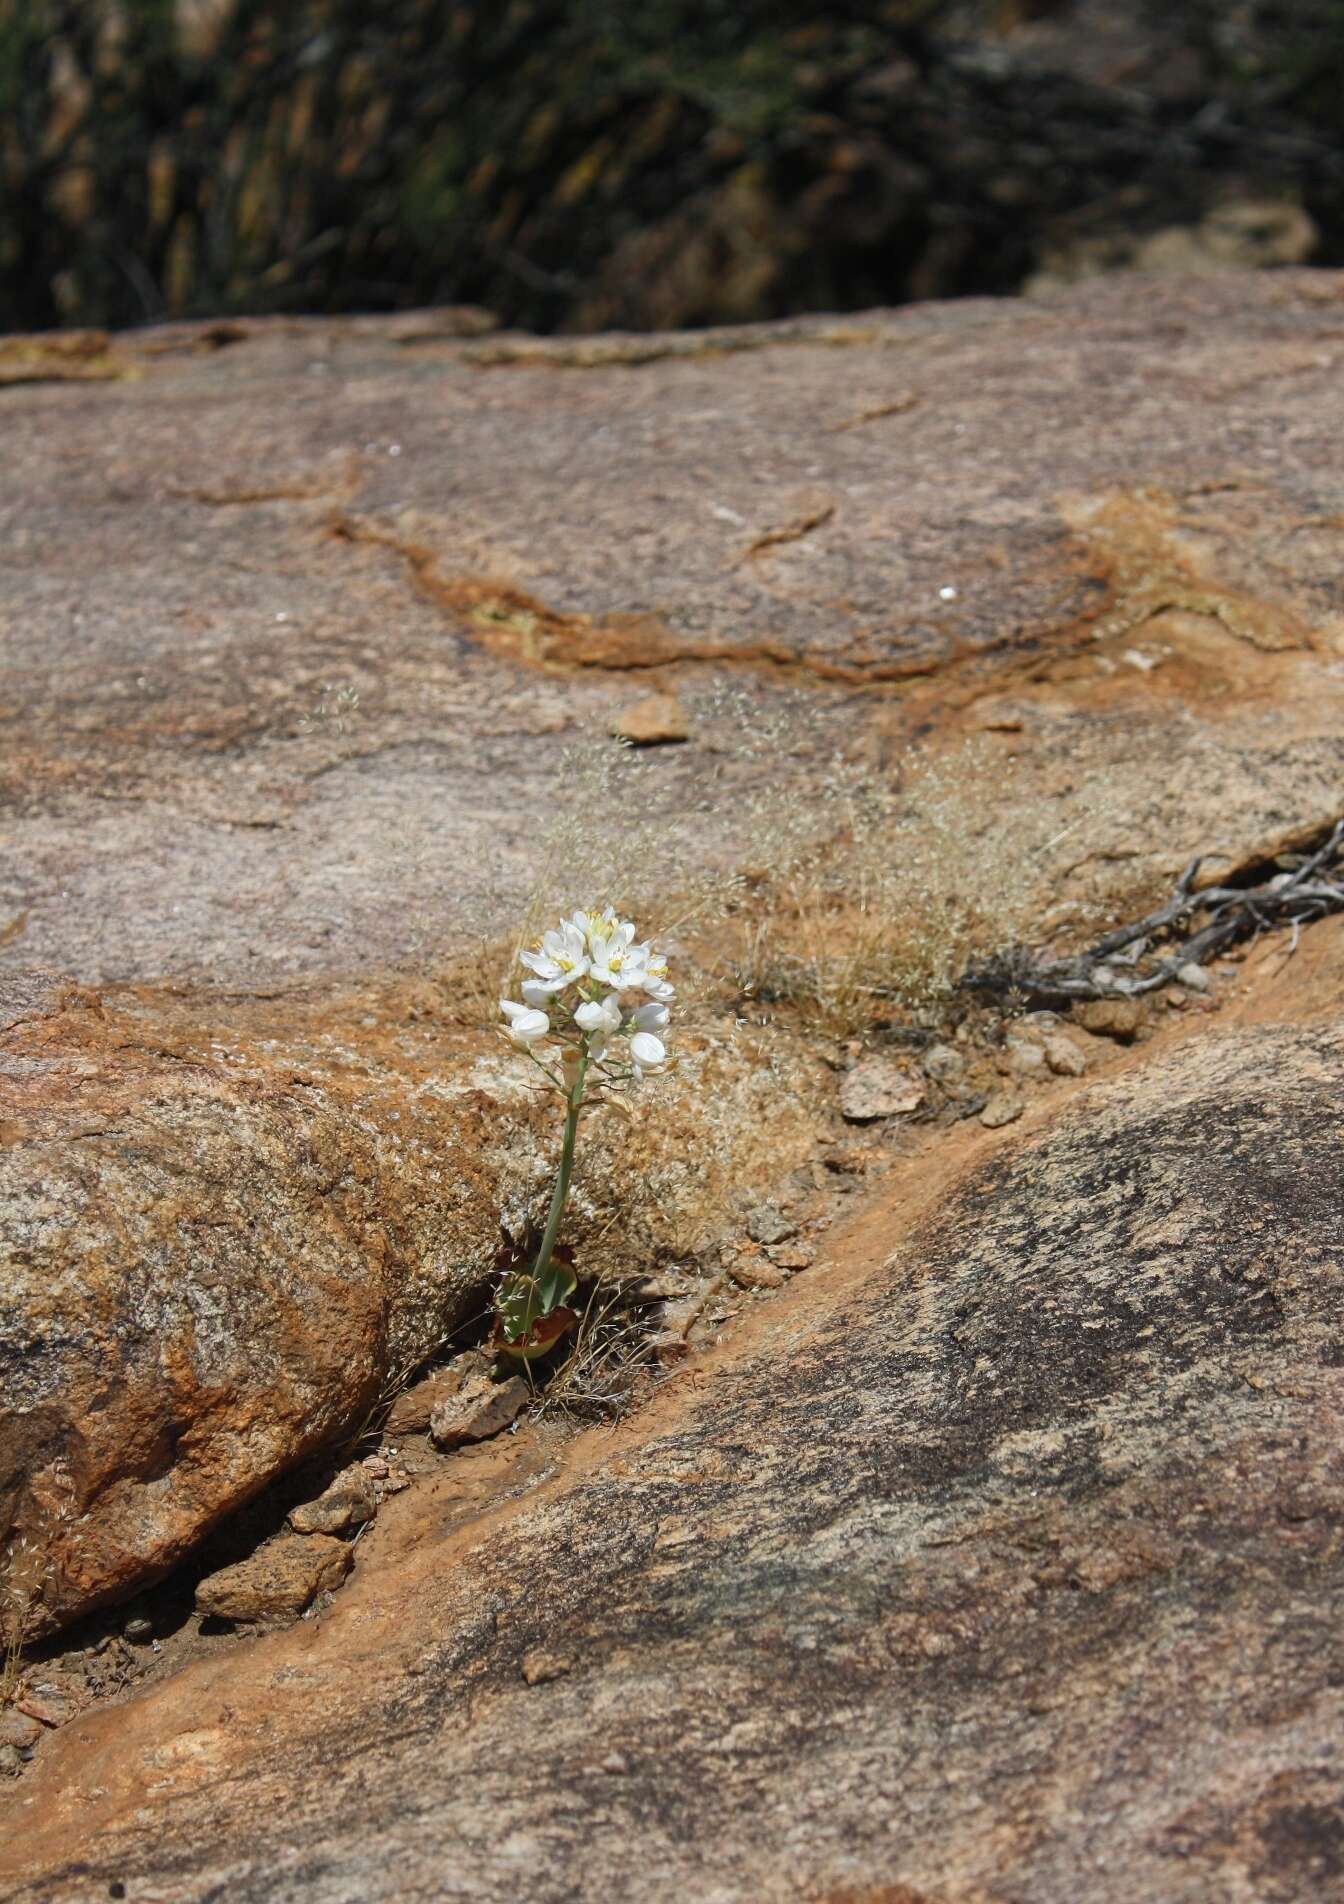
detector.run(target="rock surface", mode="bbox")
[839,1056,926,1123]
[429,1375,530,1449]
[287,1465,377,1537]
[193,1534,352,1624]
[6,1008,1344,1899]
[6,270,1344,1643]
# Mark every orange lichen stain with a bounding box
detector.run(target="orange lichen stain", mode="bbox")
[329,483,1328,706]
[330,512,993,687]
[0,330,127,385]
[1059,488,1317,655]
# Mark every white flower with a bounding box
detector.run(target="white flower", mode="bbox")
[519,918,590,992]
[635,951,674,1001]
[574,905,620,946]
[499,999,550,1044]
[575,995,622,1036]
[629,1030,666,1070]
[587,921,640,989]
[508,909,673,1078]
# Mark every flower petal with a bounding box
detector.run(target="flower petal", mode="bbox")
[500,999,549,1042]
[629,1031,666,1069]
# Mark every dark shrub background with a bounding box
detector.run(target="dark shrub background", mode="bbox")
[2,0,1342,334]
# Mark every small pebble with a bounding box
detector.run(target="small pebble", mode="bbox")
[1005,1041,1046,1075]
[1175,961,1211,993]
[289,1463,377,1536]
[728,1255,788,1292]
[1043,1034,1087,1077]
[610,692,689,747]
[430,1374,530,1450]
[840,1056,925,1123]
[521,1649,571,1686]
[634,1271,693,1302]
[18,1686,79,1728]
[767,1243,815,1272]
[746,1203,797,1246]
[980,1091,1023,1129]
[0,1710,42,1751]
[1075,998,1143,1042]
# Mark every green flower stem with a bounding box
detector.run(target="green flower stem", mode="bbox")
[529,1036,589,1300]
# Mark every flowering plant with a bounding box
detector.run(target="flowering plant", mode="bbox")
[496,908,673,1354]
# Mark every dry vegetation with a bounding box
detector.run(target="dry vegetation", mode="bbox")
[413,687,1126,1414]
[1,1463,74,1713]
[443,685,1119,1045]
[0,687,1132,1696]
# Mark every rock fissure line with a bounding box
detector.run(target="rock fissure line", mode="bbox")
[327,510,1028,689]
[456,318,896,371]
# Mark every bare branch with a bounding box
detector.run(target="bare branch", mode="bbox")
[963,818,1344,1007]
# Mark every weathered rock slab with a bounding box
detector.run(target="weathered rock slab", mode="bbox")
[194,1534,351,1624]
[4,274,1344,990]
[429,1374,529,1449]
[7,272,1344,1641]
[6,1020,1344,1900]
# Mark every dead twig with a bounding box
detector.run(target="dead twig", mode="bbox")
[963,817,1344,1006]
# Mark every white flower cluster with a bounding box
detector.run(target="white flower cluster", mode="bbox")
[501,908,672,1080]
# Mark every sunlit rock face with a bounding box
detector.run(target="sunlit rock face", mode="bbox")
[2,269,1344,1724]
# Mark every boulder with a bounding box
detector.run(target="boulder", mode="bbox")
[429,1375,530,1450]
[5,271,1344,1637]
[8,1021,1344,1898]
[194,1534,352,1624]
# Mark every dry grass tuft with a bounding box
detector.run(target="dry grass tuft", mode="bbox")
[725,735,1110,1036]
[473,689,1117,1043]
[528,1283,660,1424]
